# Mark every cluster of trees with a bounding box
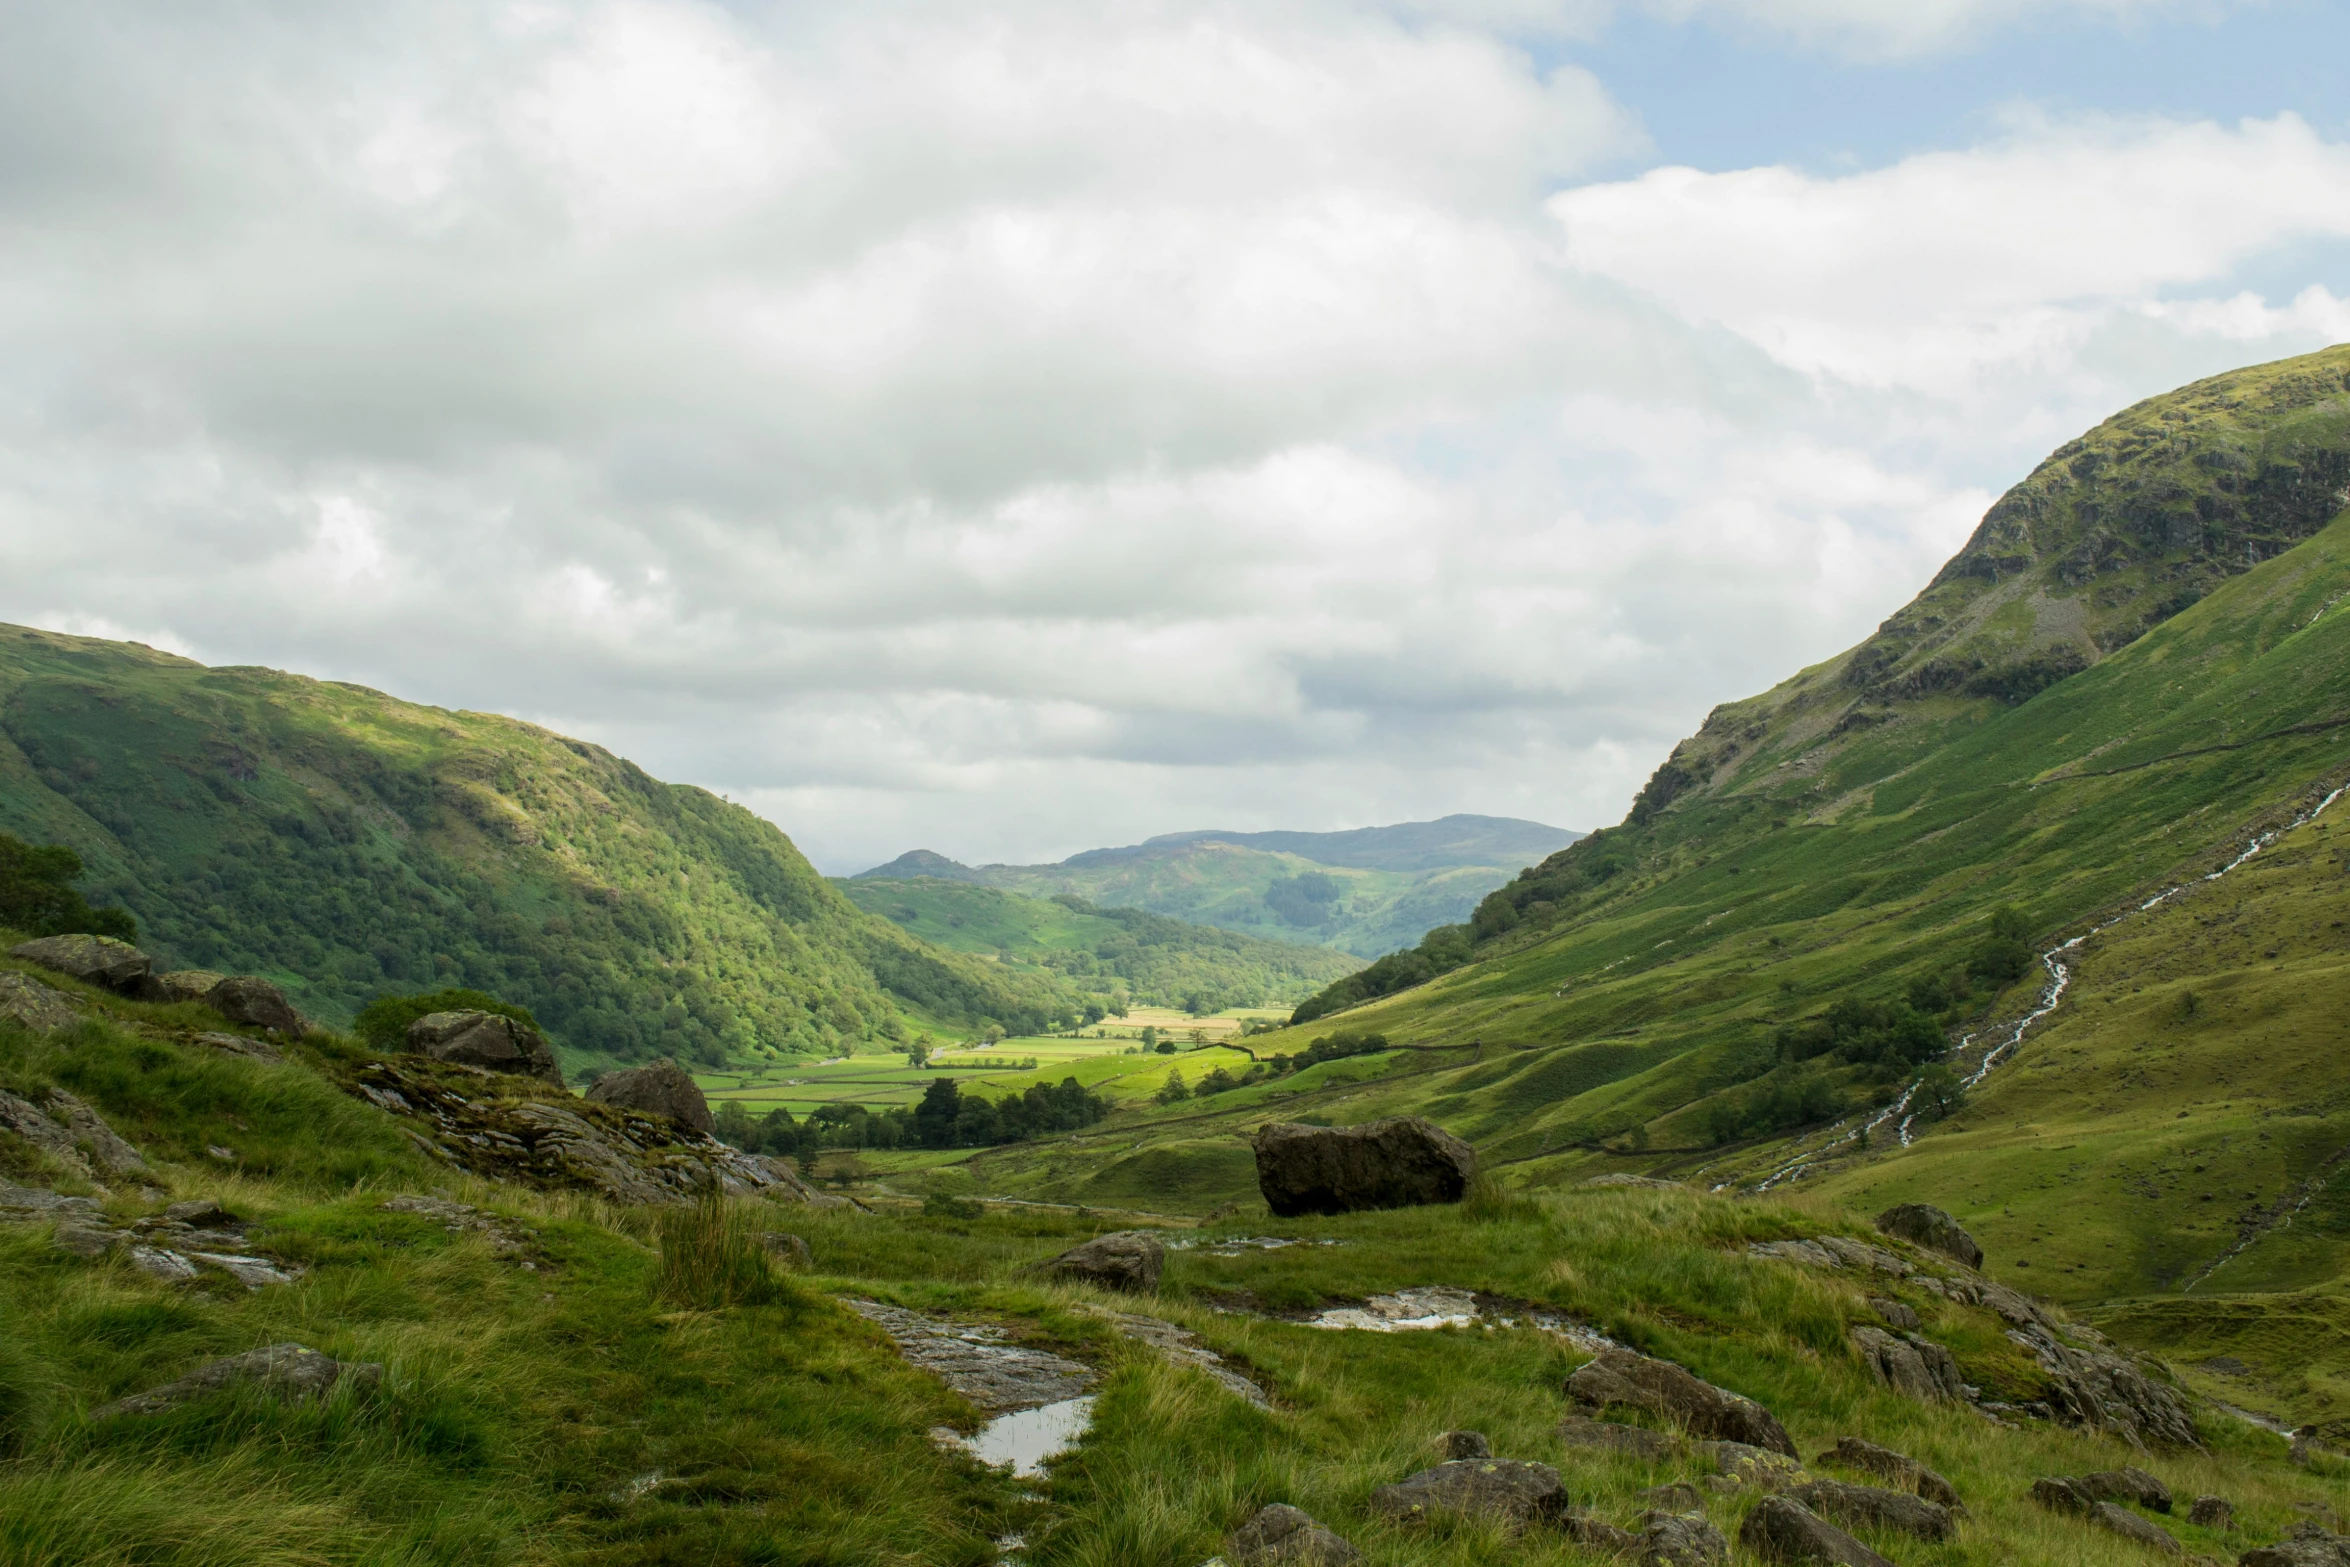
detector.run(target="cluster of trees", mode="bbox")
[1289,924,1470,1025]
[1023,896,1357,1013]
[0,833,136,942]
[714,1076,1111,1156]
[1154,1030,1393,1104]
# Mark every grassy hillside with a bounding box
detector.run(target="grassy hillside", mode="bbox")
[837,878,1361,1012]
[863,825,1577,960]
[4,973,2344,1565]
[0,627,1071,1072]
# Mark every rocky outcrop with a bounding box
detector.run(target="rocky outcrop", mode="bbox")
[405,1011,563,1084]
[137,970,226,1005]
[1367,1459,1569,1528]
[1250,1116,1476,1217]
[1790,1477,1955,1540]
[1876,1203,1983,1268]
[0,1087,149,1180]
[1815,1437,1962,1510]
[1737,1496,1895,1566]
[92,1343,380,1419]
[846,1299,1094,1414]
[1565,1348,1796,1456]
[352,1056,838,1208]
[1867,1295,1919,1331]
[3,1186,301,1288]
[584,1059,713,1133]
[0,972,80,1034]
[11,934,151,991]
[204,975,307,1036]
[1557,1414,1683,1460]
[1037,1230,1164,1294]
[1852,1324,1966,1403]
[1223,1503,1361,1566]
[1642,1510,1730,1565]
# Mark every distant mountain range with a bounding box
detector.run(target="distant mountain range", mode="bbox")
[850,814,1583,958]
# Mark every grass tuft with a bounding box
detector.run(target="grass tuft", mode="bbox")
[651,1189,794,1311]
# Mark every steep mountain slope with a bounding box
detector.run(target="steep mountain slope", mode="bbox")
[0,627,1070,1070]
[835,877,1361,1011]
[857,815,1580,958]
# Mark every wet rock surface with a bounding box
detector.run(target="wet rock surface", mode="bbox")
[93,1343,380,1419]
[1738,1495,1895,1566]
[406,1011,563,1084]
[0,971,81,1033]
[1566,1347,1796,1456]
[1077,1305,1270,1407]
[1791,1477,1955,1540]
[848,1299,1094,1414]
[1309,1285,1480,1331]
[1251,1116,1477,1217]
[11,934,151,991]
[1876,1202,1984,1268]
[1223,1503,1361,1566]
[1815,1437,1962,1510]
[1367,1458,1569,1528]
[1038,1230,1164,1294]
[584,1059,713,1134]
[352,1056,836,1207]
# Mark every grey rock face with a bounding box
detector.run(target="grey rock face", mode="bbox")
[1816,1436,1962,1510]
[137,970,226,1005]
[92,1343,381,1419]
[1439,1430,1491,1460]
[1251,1116,1477,1217]
[205,976,307,1037]
[2078,1466,2174,1513]
[1737,1496,1895,1566]
[584,1058,714,1134]
[11,934,151,991]
[0,1088,148,1180]
[1875,1202,1984,1268]
[1642,1509,1730,1566]
[1367,1459,1568,1528]
[1791,1477,1955,1540]
[0,972,80,1034]
[1565,1348,1796,1456]
[406,1010,563,1083]
[1852,1325,1966,1403]
[1037,1230,1165,1294]
[847,1299,1094,1415]
[1867,1295,1920,1332]
[2187,1495,2231,1528]
[1556,1414,1683,1460]
[1223,1503,1362,1566]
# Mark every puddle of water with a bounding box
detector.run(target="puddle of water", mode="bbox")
[954,1396,1095,1477]
[1308,1285,1480,1332]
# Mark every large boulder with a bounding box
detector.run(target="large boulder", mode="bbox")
[1223,1503,1361,1566]
[1251,1116,1477,1217]
[136,970,226,1005]
[1037,1230,1164,1294]
[406,1010,563,1084]
[2076,1466,2173,1513]
[205,975,308,1037]
[1367,1459,1569,1528]
[11,934,151,992]
[1815,1437,1962,1510]
[1565,1348,1796,1456]
[0,972,80,1034]
[2243,1535,2350,1567]
[1790,1477,1955,1540]
[1851,1325,1966,1403]
[1874,1202,1983,1269]
[584,1059,713,1133]
[1737,1496,1895,1566]
[92,1343,380,1419]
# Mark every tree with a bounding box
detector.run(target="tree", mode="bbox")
[1081,1001,1106,1027]
[1195,1066,1237,1096]
[905,1038,930,1069]
[1139,1025,1159,1050]
[0,833,136,942]
[1915,1063,1965,1121]
[1155,1069,1190,1104]
[1108,993,1130,1019]
[914,1077,963,1148]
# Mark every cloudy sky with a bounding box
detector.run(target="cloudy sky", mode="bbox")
[3,1,2345,874]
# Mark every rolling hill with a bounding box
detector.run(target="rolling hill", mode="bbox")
[855,814,1582,958]
[834,877,1361,1013]
[0,627,1075,1073]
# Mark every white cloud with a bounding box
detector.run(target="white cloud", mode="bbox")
[0,2,2341,877]
[1648,0,2246,58]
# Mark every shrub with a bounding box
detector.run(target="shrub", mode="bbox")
[0,832,135,942]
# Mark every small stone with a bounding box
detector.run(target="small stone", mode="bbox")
[1367,1459,1568,1528]
[1564,1513,1641,1551]
[1641,1481,1705,1511]
[206,1145,237,1162]
[1875,1202,1983,1268]
[1738,1495,1895,1566]
[1438,1430,1491,1460]
[1565,1347,1796,1455]
[2078,1466,2174,1513]
[1706,1440,1809,1490]
[1222,1503,1361,1566]
[92,1343,380,1418]
[1642,1509,1730,1566]
[1037,1231,1165,1294]
[1791,1477,1955,1540]
[162,1198,236,1227]
[127,1246,198,1282]
[1814,1437,1962,1510]
[1867,1295,1920,1332]
[2089,1500,2182,1555]
[759,1232,814,1270]
[2187,1495,2231,1529]
[191,1030,285,1065]
[188,1251,300,1288]
[1556,1413,1682,1461]
[2033,1476,2093,1516]
[1851,1325,1965,1403]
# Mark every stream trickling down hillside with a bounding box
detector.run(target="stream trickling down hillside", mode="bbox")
[1749,780,2348,1195]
